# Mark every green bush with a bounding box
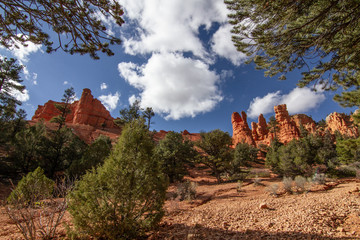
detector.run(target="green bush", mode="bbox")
[67,135,112,178]
[334,165,357,178]
[156,131,197,183]
[266,134,336,178]
[336,137,360,164]
[7,167,54,206]
[67,119,168,239]
[229,142,258,176]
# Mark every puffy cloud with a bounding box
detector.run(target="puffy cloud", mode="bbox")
[282,87,326,114]
[118,52,223,120]
[211,24,247,66]
[1,37,42,80]
[247,91,282,118]
[9,88,30,102]
[247,87,326,118]
[63,81,68,85]
[98,92,120,111]
[119,0,228,61]
[128,94,139,105]
[100,82,108,90]
[8,40,42,63]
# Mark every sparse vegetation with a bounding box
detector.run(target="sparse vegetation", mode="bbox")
[266,183,279,197]
[294,176,307,193]
[282,177,293,194]
[5,168,70,240]
[236,180,243,192]
[176,181,197,201]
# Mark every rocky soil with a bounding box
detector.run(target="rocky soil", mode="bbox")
[1,167,360,240]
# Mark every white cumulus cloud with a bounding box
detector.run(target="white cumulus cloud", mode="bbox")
[247,91,282,118]
[211,24,247,66]
[9,88,30,102]
[247,87,326,118]
[119,0,228,61]
[118,52,223,120]
[8,40,42,63]
[1,37,42,80]
[100,82,108,90]
[98,92,120,111]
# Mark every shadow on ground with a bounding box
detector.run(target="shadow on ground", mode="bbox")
[152,223,354,240]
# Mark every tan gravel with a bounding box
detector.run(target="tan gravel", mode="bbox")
[154,178,360,240]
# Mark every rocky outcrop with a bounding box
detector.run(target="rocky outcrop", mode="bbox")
[182,130,201,142]
[232,111,255,146]
[274,104,300,144]
[31,88,120,143]
[232,104,359,147]
[292,114,317,134]
[326,112,359,138]
[32,88,116,128]
[251,114,272,146]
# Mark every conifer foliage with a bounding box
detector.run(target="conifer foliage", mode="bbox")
[225,0,360,107]
[68,119,167,239]
[0,0,125,59]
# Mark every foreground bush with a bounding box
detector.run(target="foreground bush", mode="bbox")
[67,119,168,239]
[7,167,54,206]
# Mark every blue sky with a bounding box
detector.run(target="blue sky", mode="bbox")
[1,0,356,134]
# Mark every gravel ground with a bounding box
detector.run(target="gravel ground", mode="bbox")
[153,179,360,240]
[1,173,359,240]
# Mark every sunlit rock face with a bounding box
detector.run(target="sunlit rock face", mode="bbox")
[232,104,359,147]
[32,88,115,128]
[326,112,359,138]
[31,88,120,143]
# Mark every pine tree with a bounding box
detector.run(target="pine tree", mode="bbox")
[67,135,112,178]
[51,87,75,130]
[156,131,197,183]
[143,107,155,130]
[0,58,27,146]
[196,129,233,182]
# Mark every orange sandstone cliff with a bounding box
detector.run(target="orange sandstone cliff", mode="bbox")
[232,104,359,147]
[31,88,121,143]
[32,88,115,128]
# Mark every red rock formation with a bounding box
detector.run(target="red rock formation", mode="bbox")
[28,120,121,144]
[232,104,359,147]
[274,104,300,144]
[291,114,317,134]
[182,130,201,142]
[251,114,273,146]
[232,111,255,146]
[32,88,116,128]
[326,112,359,138]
